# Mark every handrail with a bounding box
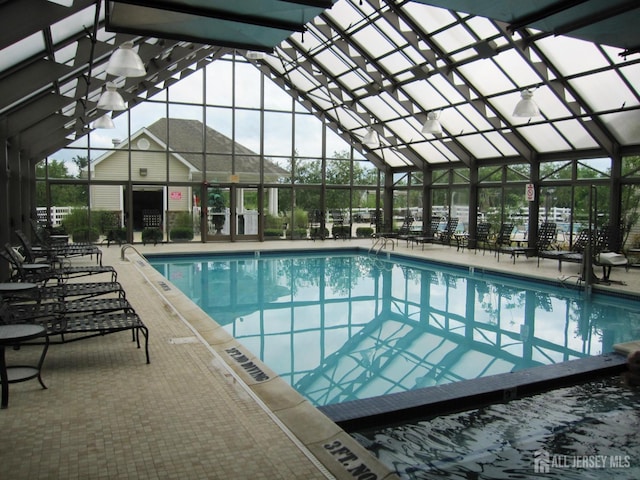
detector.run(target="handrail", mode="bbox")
[120,243,145,261]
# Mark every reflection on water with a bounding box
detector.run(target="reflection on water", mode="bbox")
[149,252,640,406]
[352,377,640,479]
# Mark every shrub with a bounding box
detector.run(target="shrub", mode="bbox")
[356,227,374,238]
[142,227,163,245]
[106,227,127,246]
[170,227,194,241]
[264,213,285,230]
[72,227,99,243]
[264,228,283,238]
[332,225,351,238]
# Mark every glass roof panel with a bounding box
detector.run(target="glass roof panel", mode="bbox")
[619,64,640,99]
[55,43,79,66]
[457,134,501,159]
[552,119,599,150]
[338,70,371,91]
[379,147,409,167]
[427,75,468,105]
[352,26,395,58]
[404,3,457,33]
[325,0,365,31]
[458,59,513,96]
[361,92,402,122]
[378,50,414,75]
[431,22,476,54]
[455,103,495,131]
[312,49,351,76]
[50,4,98,44]
[570,70,637,111]
[535,35,610,77]
[403,79,449,112]
[465,16,500,39]
[516,124,572,152]
[409,142,442,163]
[439,107,475,136]
[492,49,543,88]
[0,32,44,72]
[483,131,519,157]
[599,111,640,144]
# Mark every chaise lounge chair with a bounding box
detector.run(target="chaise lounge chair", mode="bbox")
[1,243,117,284]
[15,229,103,266]
[498,222,556,263]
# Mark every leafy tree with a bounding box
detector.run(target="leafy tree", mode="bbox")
[35,158,86,207]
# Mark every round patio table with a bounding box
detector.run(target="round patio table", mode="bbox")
[0,324,49,409]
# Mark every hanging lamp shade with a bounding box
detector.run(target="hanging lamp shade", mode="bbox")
[106,41,146,77]
[97,82,126,111]
[362,127,379,148]
[421,111,442,135]
[92,112,115,129]
[513,89,540,117]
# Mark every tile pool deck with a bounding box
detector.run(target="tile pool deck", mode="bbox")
[1,238,639,479]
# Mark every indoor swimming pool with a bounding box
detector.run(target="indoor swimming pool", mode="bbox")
[148,249,640,409]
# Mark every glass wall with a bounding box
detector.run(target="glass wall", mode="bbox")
[35,52,629,247]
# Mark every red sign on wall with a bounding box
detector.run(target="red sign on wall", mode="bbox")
[170,191,182,200]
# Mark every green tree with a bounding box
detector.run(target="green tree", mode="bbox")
[35,158,86,207]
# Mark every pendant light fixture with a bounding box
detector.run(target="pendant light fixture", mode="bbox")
[513,89,541,117]
[106,41,146,77]
[422,111,442,135]
[363,126,379,148]
[97,82,126,111]
[92,112,115,129]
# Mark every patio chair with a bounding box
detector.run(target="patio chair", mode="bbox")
[473,222,492,254]
[490,223,514,256]
[409,216,441,250]
[498,222,556,263]
[0,300,149,364]
[1,243,117,284]
[438,218,459,246]
[593,225,628,282]
[16,229,102,266]
[538,228,591,270]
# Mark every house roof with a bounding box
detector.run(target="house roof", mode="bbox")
[145,118,289,179]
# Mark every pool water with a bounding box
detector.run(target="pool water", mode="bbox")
[148,250,640,407]
[352,376,640,479]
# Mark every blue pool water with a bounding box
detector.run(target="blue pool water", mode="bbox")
[148,250,640,408]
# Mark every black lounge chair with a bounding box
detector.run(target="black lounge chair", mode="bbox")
[538,228,590,270]
[498,222,556,263]
[15,229,103,266]
[409,217,441,250]
[490,223,514,256]
[438,218,459,246]
[592,225,628,282]
[0,300,149,364]
[1,243,117,284]
[473,222,492,254]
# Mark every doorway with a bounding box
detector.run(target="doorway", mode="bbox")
[132,189,164,230]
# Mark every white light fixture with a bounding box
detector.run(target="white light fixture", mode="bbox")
[246,51,266,60]
[421,111,442,135]
[106,41,146,77]
[97,82,126,111]
[92,112,115,129]
[513,89,541,117]
[362,127,379,148]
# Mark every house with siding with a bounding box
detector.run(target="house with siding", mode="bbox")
[86,118,288,233]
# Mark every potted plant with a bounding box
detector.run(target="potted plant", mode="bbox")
[208,188,226,234]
